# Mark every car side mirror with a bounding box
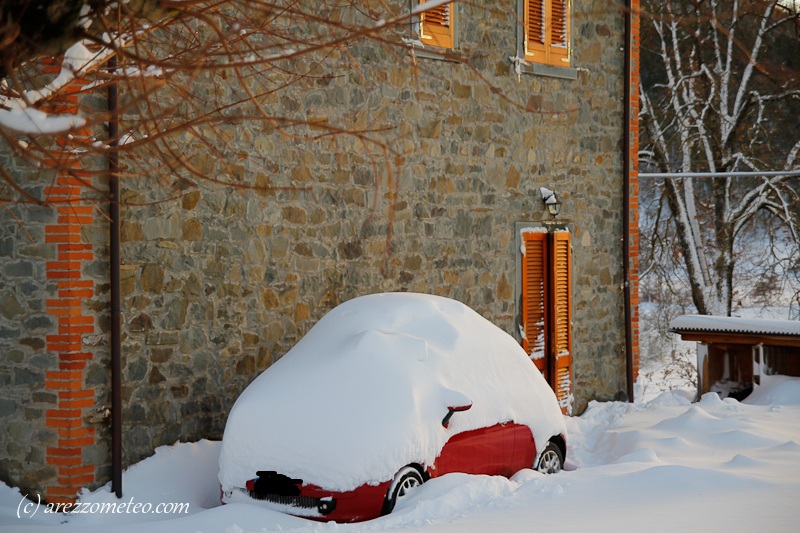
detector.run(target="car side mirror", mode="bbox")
[442,402,472,428]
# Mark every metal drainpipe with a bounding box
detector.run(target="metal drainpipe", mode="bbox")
[108,54,123,497]
[623,0,635,402]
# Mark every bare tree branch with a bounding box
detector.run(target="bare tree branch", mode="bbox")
[639,0,800,316]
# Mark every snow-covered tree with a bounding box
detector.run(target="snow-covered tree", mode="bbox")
[639,0,800,316]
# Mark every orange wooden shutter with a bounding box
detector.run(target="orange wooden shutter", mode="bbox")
[550,231,573,414]
[525,0,570,67]
[548,0,570,66]
[524,0,546,60]
[521,231,549,378]
[419,1,454,49]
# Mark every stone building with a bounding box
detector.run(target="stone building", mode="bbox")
[0,1,641,503]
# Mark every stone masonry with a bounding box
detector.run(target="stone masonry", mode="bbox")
[1,0,640,500]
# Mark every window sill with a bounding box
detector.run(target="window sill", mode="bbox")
[510,57,578,80]
[404,39,464,63]
[413,49,464,63]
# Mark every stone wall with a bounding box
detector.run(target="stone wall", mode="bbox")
[0,171,60,499]
[115,0,631,466]
[0,71,112,502]
[1,0,636,498]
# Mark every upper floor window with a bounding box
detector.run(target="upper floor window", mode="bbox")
[523,0,571,67]
[416,0,456,49]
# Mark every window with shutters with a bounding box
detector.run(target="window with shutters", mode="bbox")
[517,225,573,415]
[416,0,456,49]
[521,0,571,68]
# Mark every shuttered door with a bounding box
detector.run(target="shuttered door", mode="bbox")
[520,231,549,379]
[550,231,573,414]
[419,1,454,49]
[524,0,546,60]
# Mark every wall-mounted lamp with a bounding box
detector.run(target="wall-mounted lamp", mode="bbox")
[540,187,561,218]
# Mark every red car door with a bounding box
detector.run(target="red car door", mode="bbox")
[510,423,537,472]
[432,423,518,478]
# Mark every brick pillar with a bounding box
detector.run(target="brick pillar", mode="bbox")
[629,0,641,381]
[40,60,99,505]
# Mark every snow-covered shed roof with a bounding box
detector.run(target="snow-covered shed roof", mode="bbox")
[670,315,800,347]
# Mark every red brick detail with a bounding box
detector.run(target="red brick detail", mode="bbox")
[45,417,82,428]
[45,233,81,244]
[57,206,94,215]
[58,474,95,486]
[65,168,93,179]
[59,398,94,409]
[58,437,94,450]
[58,389,94,400]
[46,446,82,456]
[58,325,94,335]
[47,261,82,271]
[46,370,83,381]
[46,336,82,352]
[57,176,93,187]
[59,361,87,371]
[41,60,62,75]
[58,430,95,443]
[57,251,94,261]
[45,380,82,392]
[57,216,94,226]
[58,323,94,330]
[58,315,94,325]
[59,352,93,363]
[59,465,95,477]
[58,289,94,299]
[47,344,81,353]
[47,307,83,318]
[45,187,82,197]
[38,50,107,505]
[47,225,82,234]
[46,454,82,467]
[46,271,81,280]
[57,243,92,252]
[46,409,83,420]
[628,0,641,384]
[57,279,93,289]
[46,298,82,308]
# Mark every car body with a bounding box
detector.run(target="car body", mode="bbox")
[219,292,567,522]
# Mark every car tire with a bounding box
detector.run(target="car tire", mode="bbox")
[535,441,564,474]
[382,466,424,515]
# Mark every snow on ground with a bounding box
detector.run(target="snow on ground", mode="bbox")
[2,376,800,533]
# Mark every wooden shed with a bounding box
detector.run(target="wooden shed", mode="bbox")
[670,315,800,400]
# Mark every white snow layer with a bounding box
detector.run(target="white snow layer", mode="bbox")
[3,377,800,532]
[0,107,86,135]
[671,314,800,336]
[218,292,566,493]
[0,40,111,135]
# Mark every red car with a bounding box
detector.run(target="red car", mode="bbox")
[219,293,567,522]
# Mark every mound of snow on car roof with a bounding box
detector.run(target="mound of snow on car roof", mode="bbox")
[218,292,566,492]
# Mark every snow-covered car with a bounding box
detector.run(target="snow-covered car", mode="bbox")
[218,292,567,522]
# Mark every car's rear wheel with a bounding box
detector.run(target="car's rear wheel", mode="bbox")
[535,441,564,474]
[382,466,423,515]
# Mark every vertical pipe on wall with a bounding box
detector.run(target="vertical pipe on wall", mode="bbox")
[623,0,635,402]
[108,53,123,498]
